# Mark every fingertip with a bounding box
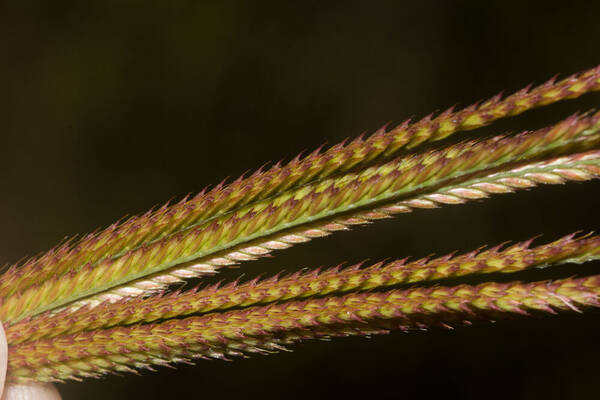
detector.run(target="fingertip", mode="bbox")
[0,321,7,396]
[1,383,62,400]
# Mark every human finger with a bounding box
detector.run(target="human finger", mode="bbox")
[0,321,6,396]
[1,383,62,400]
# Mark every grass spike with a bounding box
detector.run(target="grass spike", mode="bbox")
[2,65,599,300]
[7,232,600,344]
[8,324,390,383]
[66,142,600,313]
[2,65,600,386]
[3,111,600,322]
[8,274,600,381]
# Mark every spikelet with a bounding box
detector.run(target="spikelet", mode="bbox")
[8,274,600,382]
[2,65,599,299]
[2,111,600,323]
[7,231,600,344]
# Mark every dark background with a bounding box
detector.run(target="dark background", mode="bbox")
[1,1,600,399]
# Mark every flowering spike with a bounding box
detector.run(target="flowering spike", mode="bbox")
[3,66,599,300]
[9,132,600,320]
[7,232,600,343]
[9,274,600,382]
[2,66,600,384]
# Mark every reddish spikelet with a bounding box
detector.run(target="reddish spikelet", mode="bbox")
[3,112,600,323]
[8,274,600,381]
[2,66,599,299]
